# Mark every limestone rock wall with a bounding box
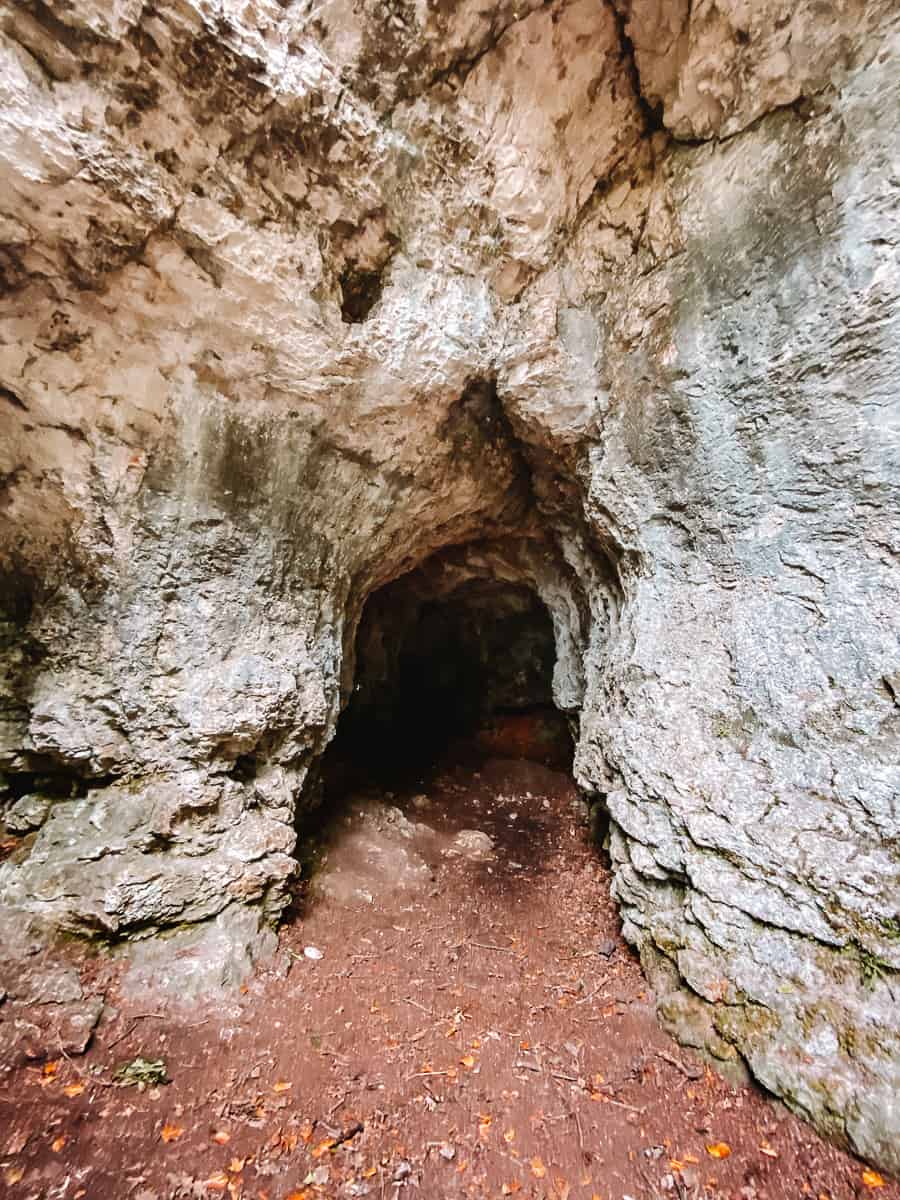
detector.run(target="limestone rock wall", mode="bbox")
[0,0,897,1172]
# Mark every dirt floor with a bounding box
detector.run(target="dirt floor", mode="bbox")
[1,751,897,1200]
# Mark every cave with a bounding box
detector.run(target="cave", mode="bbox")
[0,0,898,1186]
[326,563,572,790]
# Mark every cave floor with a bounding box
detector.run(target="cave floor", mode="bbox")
[1,753,894,1200]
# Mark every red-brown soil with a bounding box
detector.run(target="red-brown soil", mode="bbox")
[1,753,896,1200]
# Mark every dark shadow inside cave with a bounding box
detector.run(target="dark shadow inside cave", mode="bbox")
[321,568,573,797]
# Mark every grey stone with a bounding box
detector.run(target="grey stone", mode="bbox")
[3,794,53,835]
[0,0,897,1175]
[445,830,496,862]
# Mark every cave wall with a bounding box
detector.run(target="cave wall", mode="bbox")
[0,0,898,1171]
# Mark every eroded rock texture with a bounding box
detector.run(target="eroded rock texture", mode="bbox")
[0,0,898,1171]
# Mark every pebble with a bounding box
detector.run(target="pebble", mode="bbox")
[304,946,324,960]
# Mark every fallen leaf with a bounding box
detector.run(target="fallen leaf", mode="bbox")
[272,1080,292,1093]
[63,1083,85,1098]
[311,1138,336,1158]
[669,1159,684,1172]
[862,1170,886,1189]
[161,1124,184,1143]
[228,1158,245,1173]
[759,1141,779,1159]
[460,1055,476,1069]
[706,1142,732,1159]
[4,1167,24,1185]
[362,1167,377,1178]
[212,1130,231,1145]
[112,1056,169,1088]
[42,1061,60,1079]
[205,1171,230,1191]
[51,1136,67,1153]
[531,1157,546,1179]
[445,1027,458,1038]
[503,1129,516,1144]
[501,1182,521,1195]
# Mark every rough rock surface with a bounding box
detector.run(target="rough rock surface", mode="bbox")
[0,0,898,1173]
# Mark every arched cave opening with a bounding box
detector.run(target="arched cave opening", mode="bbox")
[290,552,584,915]
[320,563,574,798]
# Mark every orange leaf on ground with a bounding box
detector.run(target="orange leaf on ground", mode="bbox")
[460,1055,476,1069]
[503,1128,516,1144]
[862,1170,886,1189]
[5,1167,24,1185]
[706,1142,731,1159]
[63,1083,85,1098]
[42,1061,59,1078]
[211,1130,231,1145]
[311,1138,336,1158]
[530,1157,546,1179]
[272,1081,292,1093]
[759,1142,778,1159]
[285,1193,310,1200]
[501,1182,521,1194]
[161,1124,184,1143]
[205,1172,229,1191]
[51,1136,67,1153]
[227,1158,244,1173]
[362,1168,377,1179]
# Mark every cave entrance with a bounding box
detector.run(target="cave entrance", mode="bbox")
[296,557,579,910]
[322,566,573,796]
